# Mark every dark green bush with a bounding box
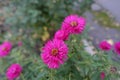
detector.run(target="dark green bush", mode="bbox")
[5,0,93,28]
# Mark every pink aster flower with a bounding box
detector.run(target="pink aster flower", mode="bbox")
[41,39,68,69]
[100,72,105,80]
[114,42,120,55]
[0,41,12,57]
[6,63,22,80]
[99,41,111,51]
[54,29,70,41]
[61,14,86,34]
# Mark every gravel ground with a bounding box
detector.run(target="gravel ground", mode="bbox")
[95,0,120,23]
[84,11,120,48]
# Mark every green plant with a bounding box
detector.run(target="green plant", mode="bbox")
[5,0,93,29]
[93,11,120,30]
[1,27,120,80]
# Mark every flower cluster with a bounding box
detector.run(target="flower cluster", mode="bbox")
[99,40,120,55]
[41,14,86,69]
[99,41,120,80]
[1,14,120,80]
[0,41,22,80]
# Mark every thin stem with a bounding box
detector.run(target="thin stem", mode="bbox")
[50,69,53,80]
[69,73,71,80]
[21,73,25,80]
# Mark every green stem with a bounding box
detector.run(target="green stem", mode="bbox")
[69,73,71,80]
[50,69,53,80]
[21,73,25,80]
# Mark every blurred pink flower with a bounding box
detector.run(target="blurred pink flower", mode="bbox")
[6,63,22,80]
[18,41,22,47]
[61,14,86,34]
[110,66,117,73]
[114,42,120,55]
[54,29,70,41]
[41,39,68,69]
[99,41,111,51]
[0,41,12,57]
[100,72,105,80]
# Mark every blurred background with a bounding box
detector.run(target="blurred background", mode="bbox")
[0,0,93,51]
[0,0,120,50]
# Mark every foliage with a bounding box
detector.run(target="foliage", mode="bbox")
[4,0,93,30]
[93,11,120,30]
[1,0,93,48]
[5,0,92,28]
[1,28,120,80]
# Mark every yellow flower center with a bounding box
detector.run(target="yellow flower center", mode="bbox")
[70,21,77,27]
[51,48,58,56]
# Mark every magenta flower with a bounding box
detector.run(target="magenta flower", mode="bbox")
[6,63,22,80]
[41,39,68,69]
[61,14,86,34]
[100,72,105,80]
[54,29,70,41]
[0,41,12,57]
[114,42,120,55]
[99,41,111,51]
